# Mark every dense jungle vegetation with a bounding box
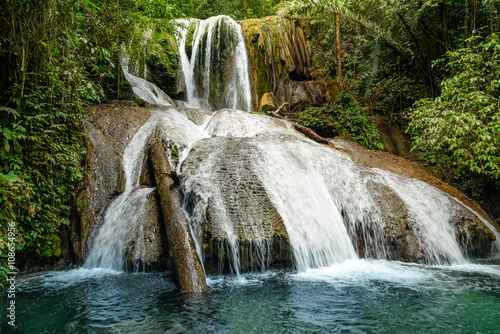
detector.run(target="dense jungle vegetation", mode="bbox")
[1,0,499,288]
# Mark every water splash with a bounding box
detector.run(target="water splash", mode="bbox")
[84,63,171,270]
[175,16,253,111]
[84,115,158,270]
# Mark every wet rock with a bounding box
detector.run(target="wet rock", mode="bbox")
[71,101,151,261]
[139,154,155,187]
[330,138,497,260]
[451,206,496,257]
[240,16,324,113]
[176,107,213,125]
[365,179,426,262]
[182,136,291,273]
[127,190,167,269]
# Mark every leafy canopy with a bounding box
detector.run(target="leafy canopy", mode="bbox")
[408,33,500,179]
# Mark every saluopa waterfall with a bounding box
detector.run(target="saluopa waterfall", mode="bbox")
[84,15,499,276]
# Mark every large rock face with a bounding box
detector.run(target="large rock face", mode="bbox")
[72,101,153,261]
[72,103,497,276]
[181,136,291,273]
[240,16,326,112]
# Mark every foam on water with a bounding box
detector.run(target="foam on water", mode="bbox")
[293,259,433,287]
[19,268,123,290]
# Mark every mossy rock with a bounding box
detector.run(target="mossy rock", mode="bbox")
[146,35,180,97]
[40,234,62,259]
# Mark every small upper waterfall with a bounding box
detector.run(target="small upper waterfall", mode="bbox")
[176,16,253,111]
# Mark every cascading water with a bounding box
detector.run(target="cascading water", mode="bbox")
[84,16,254,271]
[10,15,500,334]
[84,17,497,275]
[175,16,253,111]
[180,109,497,272]
[84,62,174,270]
[121,58,175,106]
[83,115,158,270]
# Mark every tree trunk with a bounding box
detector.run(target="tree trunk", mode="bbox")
[148,139,207,293]
[334,12,344,91]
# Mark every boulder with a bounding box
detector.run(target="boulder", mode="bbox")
[258,92,277,112]
[182,136,291,273]
[72,101,151,261]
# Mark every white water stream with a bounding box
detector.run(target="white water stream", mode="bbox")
[84,61,175,270]
[181,110,494,271]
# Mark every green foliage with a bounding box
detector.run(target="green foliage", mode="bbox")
[296,92,383,150]
[147,38,180,97]
[408,33,500,180]
[177,0,283,20]
[287,0,500,98]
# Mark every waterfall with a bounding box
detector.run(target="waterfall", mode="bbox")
[180,110,495,272]
[83,116,157,270]
[84,59,212,271]
[121,58,175,106]
[84,62,173,270]
[175,16,253,111]
[83,16,497,275]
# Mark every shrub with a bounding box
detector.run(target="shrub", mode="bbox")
[408,34,500,180]
[296,91,383,150]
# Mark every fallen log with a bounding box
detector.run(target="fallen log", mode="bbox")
[148,139,207,293]
[266,104,328,145]
[293,123,329,144]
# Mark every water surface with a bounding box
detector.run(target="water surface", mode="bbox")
[1,260,499,333]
